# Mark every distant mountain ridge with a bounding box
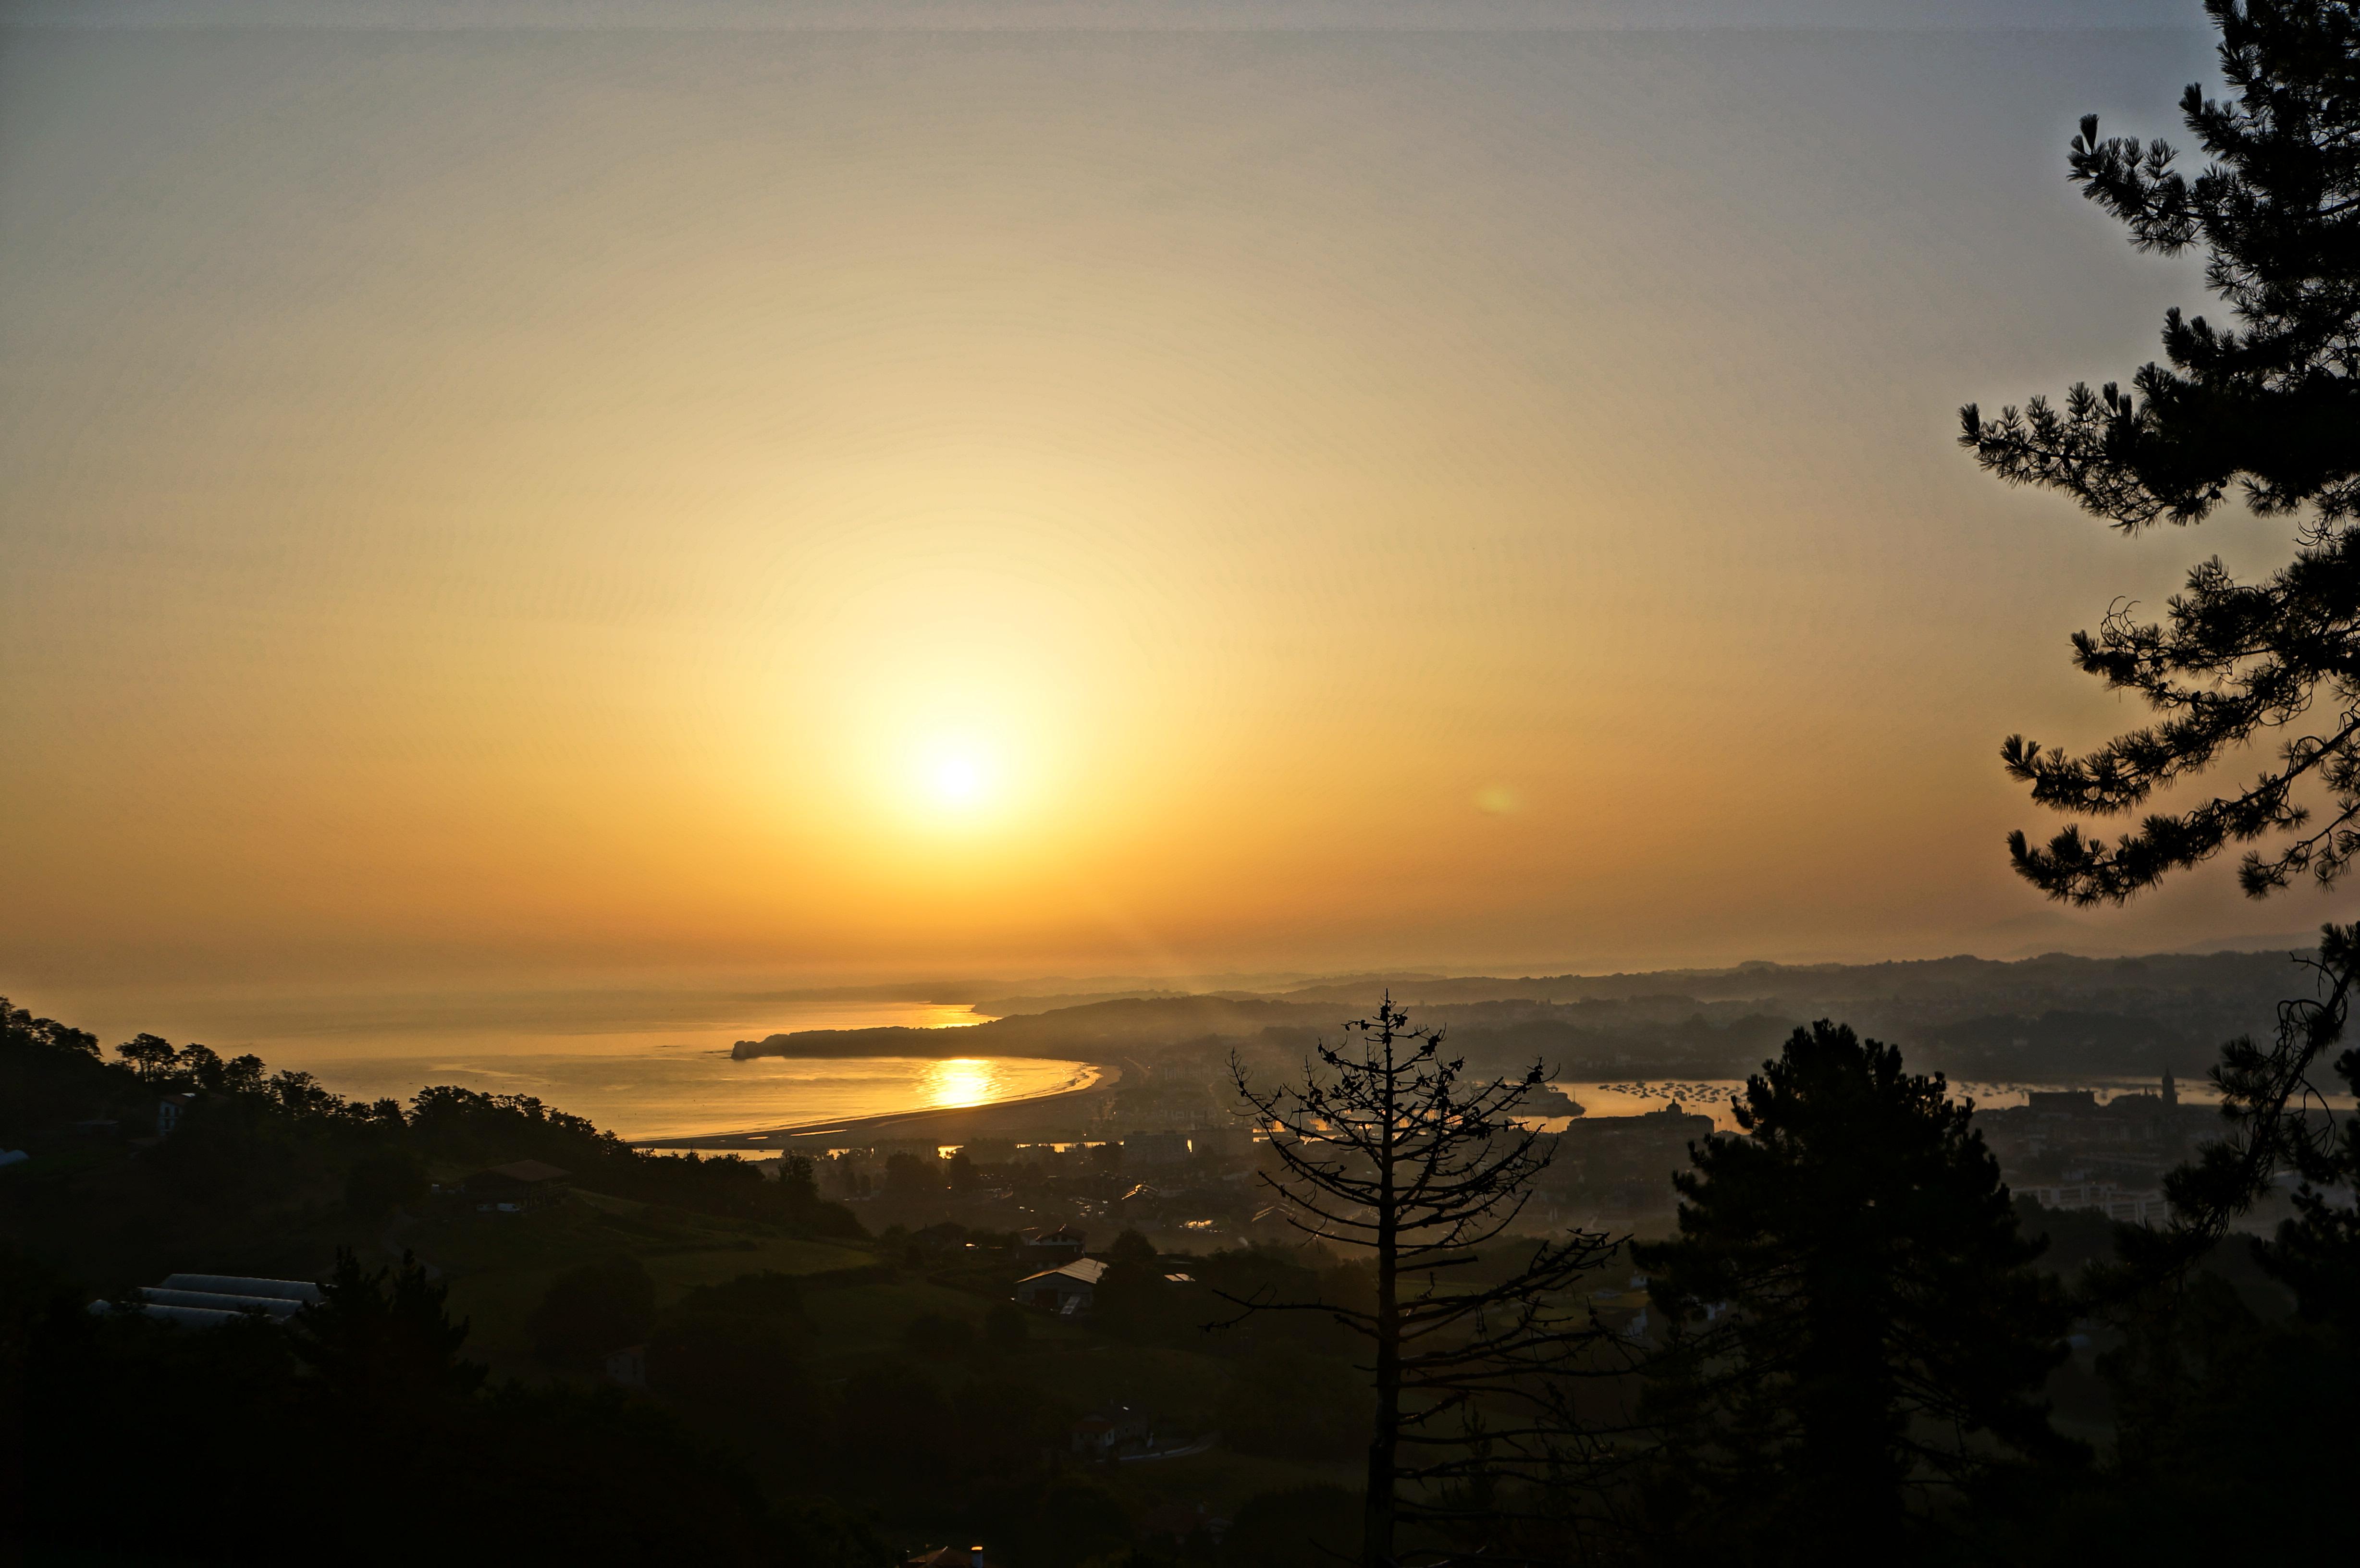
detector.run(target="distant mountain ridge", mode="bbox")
[737,944,2333,1083]
[732,996,1323,1061]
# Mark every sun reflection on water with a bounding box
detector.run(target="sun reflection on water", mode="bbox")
[925,1057,997,1109]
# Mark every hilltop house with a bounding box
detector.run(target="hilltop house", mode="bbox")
[1070,1404,1154,1458]
[465,1159,574,1213]
[1014,1257,1105,1315]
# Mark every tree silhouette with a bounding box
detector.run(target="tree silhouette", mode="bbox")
[1962,0,2360,1254]
[343,1149,428,1222]
[114,1033,176,1084]
[1093,1226,1170,1341]
[173,1041,223,1090]
[1635,1023,2076,1565]
[1226,997,1623,1568]
[1965,1,2360,904]
[290,1248,483,1411]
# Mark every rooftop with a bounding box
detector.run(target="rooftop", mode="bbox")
[1018,1258,1107,1287]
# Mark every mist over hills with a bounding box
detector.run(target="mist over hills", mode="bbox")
[737,943,2333,1084]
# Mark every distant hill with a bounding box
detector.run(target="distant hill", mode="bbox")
[1266,946,2323,1009]
[736,945,2332,1083]
[733,996,1328,1061]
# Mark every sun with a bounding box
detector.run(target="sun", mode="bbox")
[871,714,1033,836]
[909,737,1006,822]
[932,753,986,807]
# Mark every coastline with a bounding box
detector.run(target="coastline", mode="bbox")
[632,1061,1123,1151]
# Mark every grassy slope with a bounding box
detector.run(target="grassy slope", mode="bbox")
[416,1185,873,1375]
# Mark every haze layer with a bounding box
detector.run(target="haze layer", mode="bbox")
[2,12,2316,996]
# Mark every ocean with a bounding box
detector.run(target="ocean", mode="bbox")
[216,997,1091,1143]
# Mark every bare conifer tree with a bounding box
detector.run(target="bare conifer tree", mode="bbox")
[1225,996,1626,1568]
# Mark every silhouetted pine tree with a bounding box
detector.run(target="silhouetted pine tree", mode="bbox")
[1635,1023,2076,1567]
[1962,0,2360,1262]
[1966,0,2360,901]
[1226,997,1627,1568]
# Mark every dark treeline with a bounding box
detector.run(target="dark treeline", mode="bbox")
[1,996,857,1287]
[0,995,885,1563]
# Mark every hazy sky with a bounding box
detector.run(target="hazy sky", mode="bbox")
[4,2,2336,1011]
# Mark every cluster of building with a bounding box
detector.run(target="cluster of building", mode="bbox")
[1973,1075,2213,1223]
[811,1127,1267,1247]
[2018,1180,2173,1226]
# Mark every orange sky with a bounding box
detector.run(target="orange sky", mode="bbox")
[3,8,2335,1012]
